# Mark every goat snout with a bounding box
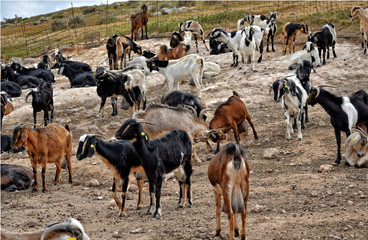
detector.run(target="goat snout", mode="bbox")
[356,152,364,158]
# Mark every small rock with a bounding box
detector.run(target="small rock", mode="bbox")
[76,214,83,220]
[126,192,133,200]
[109,199,116,206]
[198,227,207,233]
[23,58,36,65]
[279,209,286,214]
[360,194,367,199]
[264,169,273,173]
[9,57,22,63]
[263,148,278,159]
[112,230,123,238]
[88,179,100,187]
[310,191,318,197]
[291,184,297,190]
[10,200,19,208]
[88,125,100,133]
[94,192,101,196]
[107,121,120,130]
[72,179,81,186]
[347,200,353,205]
[27,221,37,228]
[250,204,264,213]
[97,196,104,200]
[161,8,174,15]
[128,183,138,192]
[335,191,342,196]
[319,164,333,172]
[131,228,144,234]
[348,184,355,188]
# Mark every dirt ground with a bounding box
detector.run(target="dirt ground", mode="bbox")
[1,35,368,240]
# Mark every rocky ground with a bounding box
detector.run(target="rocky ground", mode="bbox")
[1,36,368,240]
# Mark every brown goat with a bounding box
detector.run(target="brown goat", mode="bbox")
[282,22,309,55]
[209,91,258,153]
[131,4,148,41]
[11,123,73,192]
[158,43,190,61]
[115,36,131,69]
[1,164,33,192]
[208,143,249,240]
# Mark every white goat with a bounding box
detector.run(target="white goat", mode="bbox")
[203,62,220,78]
[122,67,147,112]
[289,41,321,70]
[146,54,204,98]
[126,56,151,75]
[345,127,368,168]
[239,26,264,73]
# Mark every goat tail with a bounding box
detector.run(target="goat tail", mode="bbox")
[184,44,191,53]
[64,124,71,132]
[232,91,240,97]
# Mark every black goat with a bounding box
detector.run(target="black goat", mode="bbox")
[209,38,231,55]
[1,135,24,153]
[161,90,208,121]
[295,60,313,124]
[94,67,134,117]
[125,36,143,61]
[142,50,157,59]
[1,81,22,97]
[106,34,118,70]
[115,119,193,218]
[53,51,92,72]
[76,134,144,217]
[58,64,96,88]
[1,164,34,192]
[308,23,337,65]
[3,66,41,89]
[308,88,368,164]
[10,62,54,84]
[37,55,51,69]
[25,81,54,126]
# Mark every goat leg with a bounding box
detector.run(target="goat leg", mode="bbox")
[112,179,122,211]
[136,179,144,209]
[146,179,155,215]
[32,163,38,192]
[111,97,118,116]
[334,128,342,164]
[214,190,222,237]
[53,161,61,185]
[99,98,106,117]
[33,110,37,128]
[332,41,337,58]
[153,178,163,218]
[186,179,192,208]
[234,213,240,237]
[50,104,54,123]
[271,33,275,52]
[41,164,48,192]
[214,142,221,154]
[177,181,185,208]
[141,26,144,40]
[119,177,129,217]
[194,34,199,53]
[266,33,270,52]
[257,40,263,63]
[44,109,49,126]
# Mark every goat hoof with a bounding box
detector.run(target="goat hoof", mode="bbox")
[153,212,161,219]
[32,188,38,192]
[235,229,240,237]
[298,137,302,141]
[252,69,257,72]
[137,205,143,210]
[42,189,47,193]
[241,234,247,240]
[215,229,222,237]
[176,204,184,209]
[344,161,351,166]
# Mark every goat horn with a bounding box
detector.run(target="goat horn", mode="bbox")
[136,119,155,125]
[103,137,118,142]
[88,133,105,138]
[355,126,367,138]
[183,105,197,115]
[199,109,211,119]
[41,222,82,240]
[317,84,338,88]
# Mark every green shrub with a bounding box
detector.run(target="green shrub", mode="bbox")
[97,15,117,25]
[83,7,96,15]
[52,20,66,31]
[69,16,85,28]
[52,13,64,19]
[177,0,196,7]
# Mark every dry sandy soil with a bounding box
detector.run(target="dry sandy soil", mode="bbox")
[1,35,368,240]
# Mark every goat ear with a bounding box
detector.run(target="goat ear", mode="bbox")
[314,36,318,43]
[348,135,361,147]
[21,131,27,142]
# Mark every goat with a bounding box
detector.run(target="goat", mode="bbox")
[121,67,146,112]
[115,119,193,218]
[133,103,209,163]
[11,123,73,192]
[237,13,252,30]
[282,22,309,55]
[25,81,54,126]
[308,87,368,164]
[1,135,24,153]
[203,61,221,78]
[3,66,41,89]
[345,126,368,168]
[1,92,14,130]
[106,34,118,70]
[1,218,90,240]
[0,81,22,97]
[158,43,190,61]
[239,25,264,73]
[131,4,148,41]
[115,35,143,69]
[146,54,204,98]
[76,134,145,217]
[126,56,151,75]
[349,6,368,54]
[58,63,97,88]
[209,38,231,55]
[289,41,321,70]
[1,164,33,192]
[209,91,258,153]
[10,62,54,84]
[94,67,140,117]
[252,12,278,52]
[208,143,249,240]
[272,72,308,141]
[308,23,337,65]
[179,20,209,52]
[36,55,51,70]
[54,50,92,72]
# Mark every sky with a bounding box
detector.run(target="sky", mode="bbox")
[0,0,127,21]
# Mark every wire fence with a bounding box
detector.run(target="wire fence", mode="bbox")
[1,0,366,59]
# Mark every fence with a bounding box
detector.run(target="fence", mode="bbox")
[1,0,365,59]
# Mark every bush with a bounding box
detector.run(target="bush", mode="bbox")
[177,0,196,7]
[52,20,66,31]
[52,13,64,19]
[97,15,117,25]
[69,16,85,28]
[83,7,96,15]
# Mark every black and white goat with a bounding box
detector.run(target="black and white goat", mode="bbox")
[288,41,321,70]
[308,88,368,164]
[146,54,204,98]
[252,12,278,52]
[3,66,40,89]
[115,119,193,218]
[58,64,97,88]
[272,73,308,141]
[237,13,252,30]
[239,26,264,73]
[10,62,54,84]
[209,38,231,55]
[179,20,209,52]
[25,81,54,126]
[308,23,337,65]
[76,134,145,217]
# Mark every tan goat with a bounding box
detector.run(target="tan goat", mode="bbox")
[11,123,73,192]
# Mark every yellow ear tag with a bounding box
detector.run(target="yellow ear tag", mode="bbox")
[94,72,96,75]
[152,63,155,66]
[301,27,304,31]
[141,132,145,136]
[90,144,95,148]
[219,130,222,133]
[68,238,77,240]
[307,96,309,99]
[352,138,357,141]
[285,86,288,88]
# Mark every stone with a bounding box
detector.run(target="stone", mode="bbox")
[9,57,22,64]
[128,183,138,192]
[10,200,19,208]
[250,204,264,213]
[161,8,174,15]
[131,228,144,234]
[263,148,278,159]
[88,179,100,187]
[23,58,36,65]
[72,179,81,186]
[112,230,123,238]
[107,121,120,130]
[126,192,133,200]
[310,191,318,197]
[319,164,333,172]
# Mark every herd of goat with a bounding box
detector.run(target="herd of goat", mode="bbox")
[1,5,368,240]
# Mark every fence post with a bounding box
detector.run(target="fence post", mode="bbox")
[156,0,159,37]
[45,30,51,49]
[106,0,108,38]
[64,10,73,44]
[21,23,29,55]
